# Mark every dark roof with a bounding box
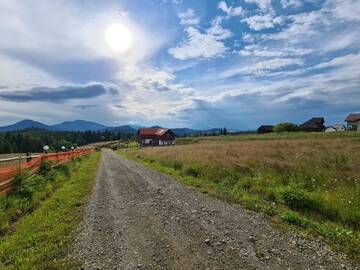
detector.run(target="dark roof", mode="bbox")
[138,128,170,136]
[299,117,324,126]
[345,114,360,122]
[299,117,325,131]
[257,125,274,131]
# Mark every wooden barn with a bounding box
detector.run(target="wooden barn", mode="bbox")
[138,128,176,146]
[299,117,325,132]
[257,125,274,134]
[345,114,360,131]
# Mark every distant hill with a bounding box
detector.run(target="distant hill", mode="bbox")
[0,119,109,133]
[171,128,223,137]
[51,120,108,132]
[0,119,50,132]
[103,125,137,134]
[0,119,228,135]
[171,128,198,136]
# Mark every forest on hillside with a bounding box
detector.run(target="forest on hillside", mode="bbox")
[0,129,136,154]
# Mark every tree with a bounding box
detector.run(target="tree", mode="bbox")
[223,127,228,135]
[273,122,298,133]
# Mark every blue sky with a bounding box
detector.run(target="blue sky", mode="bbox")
[0,0,359,129]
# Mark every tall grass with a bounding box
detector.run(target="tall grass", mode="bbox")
[0,160,78,235]
[0,153,100,269]
[121,136,360,259]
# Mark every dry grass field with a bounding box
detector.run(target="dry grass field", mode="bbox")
[122,132,360,259]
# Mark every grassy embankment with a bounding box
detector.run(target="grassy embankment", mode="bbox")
[120,132,360,260]
[0,152,100,269]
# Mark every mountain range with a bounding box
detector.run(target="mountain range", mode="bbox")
[0,119,225,136]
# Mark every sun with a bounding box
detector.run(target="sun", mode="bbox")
[105,23,133,52]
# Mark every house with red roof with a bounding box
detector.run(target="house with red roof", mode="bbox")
[138,128,176,146]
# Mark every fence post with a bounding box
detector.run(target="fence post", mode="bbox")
[18,154,21,174]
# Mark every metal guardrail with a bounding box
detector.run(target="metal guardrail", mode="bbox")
[0,154,41,163]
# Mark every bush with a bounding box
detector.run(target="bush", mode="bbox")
[281,211,311,228]
[12,174,25,193]
[39,160,52,176]
[281,189,319,212]
[57,164,71,177]
[185,165,202,177]
[273,122,298,133]
[12,174,33,199]
[172,160,183,170]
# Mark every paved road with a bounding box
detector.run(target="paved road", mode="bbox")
[73,149,357,269]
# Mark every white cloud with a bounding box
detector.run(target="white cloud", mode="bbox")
[244,0,272,11]
[242,14,283,31]
[281,0,302,8]
[320,31,359,52]
[0,0,165,66]
[178,9,200,25]
[221,58,303,77]
[311,53,360,70]
[0,0,191,126]
[242,33,256,43]
[218,1,244,17]
[0,55,62,88]
[168,17,232,60]
[238,45,313,57]
[115,65,195,121]
[265,10,324,41]
[327,0,360,21]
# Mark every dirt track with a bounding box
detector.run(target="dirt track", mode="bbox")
[73,149,358,269]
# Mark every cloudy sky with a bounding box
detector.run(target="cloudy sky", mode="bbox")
[0,0,359,129]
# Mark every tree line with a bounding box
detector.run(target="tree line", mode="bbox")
[0,129,136,154]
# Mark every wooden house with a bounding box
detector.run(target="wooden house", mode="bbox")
[257,125,274,134]
[299,117,325,132]
[138,128,176,146]
[345,114,360,131]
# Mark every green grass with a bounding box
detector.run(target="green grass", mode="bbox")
[119,136,360,261]
[0,161,74,235]
[0,152,100,270]
[178,131,360,144]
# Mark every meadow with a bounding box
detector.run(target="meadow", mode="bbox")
[121,132,360,259]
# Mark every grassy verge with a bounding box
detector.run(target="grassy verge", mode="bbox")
[175,131,360,145]
[1,160,77,235]
[0,152,100,269]
[119,137,360,260]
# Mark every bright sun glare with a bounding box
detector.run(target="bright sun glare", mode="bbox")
[105,23,133,52]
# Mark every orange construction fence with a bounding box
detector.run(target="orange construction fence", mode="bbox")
[0,149,94,195]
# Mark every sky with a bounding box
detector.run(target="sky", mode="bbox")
[0,0,359,130]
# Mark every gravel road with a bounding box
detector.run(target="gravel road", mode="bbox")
[73,149,358,269]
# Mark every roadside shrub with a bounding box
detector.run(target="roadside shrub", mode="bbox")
[12,174,24,192]
[45,170,57,182]
[56,163,71,177]
[281,211,311,228]
[345,212,360,229]
[39,160,52,176]
[281,190,319,212]
[12,174,32,199]
[159,159,183,171]
[172,160,183,170]
[185,165,202,177]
